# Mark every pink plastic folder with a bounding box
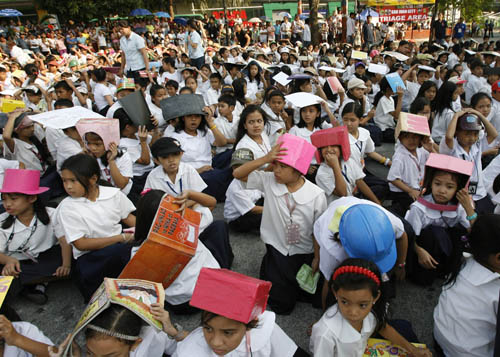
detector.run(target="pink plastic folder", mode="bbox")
[276,133,317,175]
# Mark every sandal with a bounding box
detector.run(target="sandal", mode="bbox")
[22,284,48,305]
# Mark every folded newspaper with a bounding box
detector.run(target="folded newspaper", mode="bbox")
[63,278,165,356]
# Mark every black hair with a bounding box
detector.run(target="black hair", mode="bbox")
[162,56,176,68]
[298,103,322,129]
[174,113,207,135]
[84,132,123,167]
[1,193,50,229]
[493,173,500,195]
[201,310,259,330]
[445,214,500,286]
[165,80,179,90]
[416,80,437,106]
[232,78,247,106]
[114,108,134,133]
[54,99,74,108]
[330,258,387,332]
[291,78,311,94]
[54,80,72,92]
[410,97,431,116]
[218,94,236,107]
[60,154,100,195]
[234,104,268,147]
[342,101,363,119]
[433,81,457,115]
[209,72,222,82]
[265,88,285,103]
[245,61,262,86]
[150,84,165,98]
[179,87,193,94]
[373,77,391,107]
[134,189,164,245]
[85,305,143,346]
[94,68,107,82]
[422,168,467,206]
[469,59,484,71]
[322,81,339,102]
[470,92,492,109]
[11,114,50,164]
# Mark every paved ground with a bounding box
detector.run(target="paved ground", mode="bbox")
[11,143,443,353]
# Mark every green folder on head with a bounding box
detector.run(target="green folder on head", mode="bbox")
[118,90,155,130]
[296,264,320,294]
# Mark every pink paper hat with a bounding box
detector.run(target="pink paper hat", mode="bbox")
[190,268,272,324]
[0,169,49,195]
[276,133,316,175]
[395,112,430,139]
[76,118,120,150]
[424,153,473,178]
[310,126,350,163]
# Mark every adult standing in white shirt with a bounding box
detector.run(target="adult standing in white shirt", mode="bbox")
[118,21,152,82]
[346,13,356,45]
[186,19,205,69]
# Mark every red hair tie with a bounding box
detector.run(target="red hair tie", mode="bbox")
[332,265,380,286]
[140,188,152,196]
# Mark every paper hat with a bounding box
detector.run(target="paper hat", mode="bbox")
[395,112,430,139]
[190,268,271,324]
[275,133,316,175]
[116,78,136,92]
[310,126,350,163]
[0,169,49,195]
[160,94,206,123]
[28,107,104,129]
[76,118,120,150]
[285,92,324,109]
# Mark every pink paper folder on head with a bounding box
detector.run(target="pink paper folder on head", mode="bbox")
[395,112,430,139]
[76,118,120,150]
[326,76,343,94]
[276,133,317,175]
[310,126,351,163]
[189,268,272,324]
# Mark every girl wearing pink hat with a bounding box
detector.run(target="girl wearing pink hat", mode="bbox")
[0,169,71,305]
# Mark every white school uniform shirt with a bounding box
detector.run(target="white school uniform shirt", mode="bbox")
[45,127,65,160]
[483,154,500,197]
[493,191,500,214]
[93,82,113,111]
[105,101,122,118]
[224,178,263,221]
[0,208,63,261]
[387,144,428,192]
[119,136,154,177]
[316,158,365,205]
[144,162,207,195]
[349,128,375,168]
[261,103,286,147]
[160,70,181,85]
[204,87,221,107]
[310,304,377,357]
[374,95,396,131]
[4,321,53,356]
[97,153,134,195]
[235,133,272,162]
[488,98,500,134]
[465,74,488,104]
[439,137,491,201]
[131,326,177,356]
[404,194,470,236]
[166,130,215,169]
[247,171,327,256]
[56,136,82,173]
[173,311,297,357]
[451,96,462,112]
[57,186,135,259]
[149,101,166,129]
[433,257,500,357]
[313,196,404,280]
[0,159,19,206]
[246,78,264,101]
[432,108,455,143]
[3,138,46,173]
[214,115,239,154]
[402,81,420,111]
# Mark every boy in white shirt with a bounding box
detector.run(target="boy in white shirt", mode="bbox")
[464,60,487,104]
[204,73,223,110]
[224,149,263,233]
[214,94,239,155]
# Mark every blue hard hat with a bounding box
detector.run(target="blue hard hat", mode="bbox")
[339,204,396,273]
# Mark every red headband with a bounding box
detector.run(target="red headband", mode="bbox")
[332,266,380,286]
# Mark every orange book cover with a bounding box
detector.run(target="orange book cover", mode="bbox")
[120,195,201,288]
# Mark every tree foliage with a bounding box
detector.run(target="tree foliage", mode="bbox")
[437,0,495,21]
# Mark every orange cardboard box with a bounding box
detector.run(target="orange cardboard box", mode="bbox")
[119,195,201,288]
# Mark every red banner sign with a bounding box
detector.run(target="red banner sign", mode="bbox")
[378,7,429,22]
[212,10,247,20]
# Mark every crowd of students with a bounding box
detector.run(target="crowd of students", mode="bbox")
[0,14,497,357]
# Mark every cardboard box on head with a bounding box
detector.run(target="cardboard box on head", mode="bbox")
[395,112,431,140]
[275,133,316,175]
[119,194,201,288]
[0,99,25,113]
[190,268,272,324]
[160,93,206,123]
[310,126,350,163]
[76,118,120,151]
[118,91,154,130]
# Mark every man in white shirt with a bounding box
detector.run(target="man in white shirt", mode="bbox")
[118,21,152,82]
[346,13,356,44]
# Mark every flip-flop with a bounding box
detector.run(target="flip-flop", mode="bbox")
[22,284,48,305]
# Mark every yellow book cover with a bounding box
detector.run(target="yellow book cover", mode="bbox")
[0,99,25,113]
[364,338,427,356]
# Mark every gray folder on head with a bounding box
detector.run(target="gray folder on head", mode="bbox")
[118,90,154,130]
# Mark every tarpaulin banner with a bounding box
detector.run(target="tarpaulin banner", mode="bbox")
[367,0,434,5]
[378,7,429,22]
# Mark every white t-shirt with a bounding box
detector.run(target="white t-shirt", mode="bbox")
[316,159,365,205]
[56,136,82,173]
[93,83,113,111]
[247,171,327,256]
[387,144,428,192]
[434,257,500,357]
[432,108,455,143]
[57,186,135,259]
[374,95,396,131]
[224,178,263,221]
[119,137,154,177]
[310,304,377,357]
[173,311,297,357]
[214,115,239,154]
[166,130,215,169]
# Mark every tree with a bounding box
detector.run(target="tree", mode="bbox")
[309,0,320,45]
[437,0,494,21]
